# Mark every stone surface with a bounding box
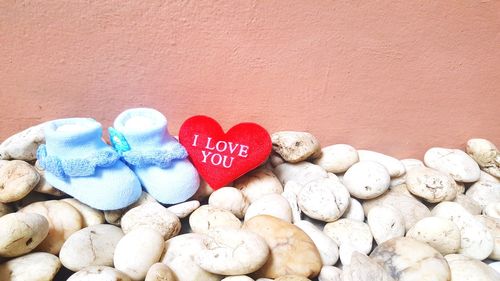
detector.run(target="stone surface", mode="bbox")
[357,150,405,177]
[167,200,200,219]
[476,215,500,260]
[145,263,176,281]
[363,189,430,231]
[121,202,180,240]
[0,212,49,257]
[104,191,157,226]
[62,198,105,227]
[484,202,500,220]
[162,233,223,281]
[452,194,482,215]
[343,161,390,199]
[20,200,83,254]
[367,205,405,244]
[245,193,292,222]
[189,205,241,234]
[271,131,321,163]
[295,220,339,266]
[445,254,500,281]
[405,167,457,203]
[273,162,328,186]
[0,202,12,218]
[342,252,395,281]
[60,224,124,272]
[67,266,132,281]
[0,160,40,203]
[274,276,311,281]
[209,187,249,219]
[432,202,494,260]
[323,219,373,265]
[243,215,322,279]
[424,147,481,182]
[297,177,350,222]
[0,252,61,281]
[370,237,450,281]
[466,180,500,209]
[318,266,342,281]
[222,276,254,281]
[341,198,365,222]
[466,138,500,178]
[282,182,302,223]
[0,123,46,161]
[235,168,283,203]
[406,216,461,255]
[313,144,359,173]
[114,228,165,281]
[195,228,269,275]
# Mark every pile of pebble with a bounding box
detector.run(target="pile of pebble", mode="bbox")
[0,123,499,281]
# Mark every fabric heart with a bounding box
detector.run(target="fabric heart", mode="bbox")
[179,115,272,190]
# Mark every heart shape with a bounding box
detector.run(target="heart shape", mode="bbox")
[179,115,272,190]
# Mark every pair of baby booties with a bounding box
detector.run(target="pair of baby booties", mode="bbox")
[37,108,200,210]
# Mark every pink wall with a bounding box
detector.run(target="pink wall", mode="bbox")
[1,1,499,158]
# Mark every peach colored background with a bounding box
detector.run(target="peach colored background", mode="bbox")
[1,1,499,158]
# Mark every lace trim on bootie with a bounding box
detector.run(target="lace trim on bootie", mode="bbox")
[37,144,120,178]
[109,127,188,168]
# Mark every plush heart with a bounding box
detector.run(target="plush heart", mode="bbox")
[179,115,272,190]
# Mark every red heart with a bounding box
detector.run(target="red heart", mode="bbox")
[179,116,272,190]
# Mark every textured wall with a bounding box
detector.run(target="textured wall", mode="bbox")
[1,1,499,158]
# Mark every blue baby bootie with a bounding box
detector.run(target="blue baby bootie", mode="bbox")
[111,108,200,204]
[37,118,142,210]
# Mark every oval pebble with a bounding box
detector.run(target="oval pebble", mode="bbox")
[342,252,394,281]
[367,206,405,244]
[343,161,390,199]
[189,205,241,234]
[466,180,500,209]
[167,200,200,219]
[0,160,40,203]
[235,168,283,203]
[323,219,373,261]
[358,150,405,177]
[0,252,61,281]
[445,254,499,281]
[318,265,342,281]
[295,220,339,266]
[245,193,292,222]
[145,263,175,281]
[121,202,180,240]
[466,138,500,178]
[273,162,328,186]
[424,147,480,182]
[341,198,365,222]
[62,198,105,227]
[209,187,249,219]
[313,144,359,173]
[476,215,500,260]
[406,217,461,255]
[271,131,321,163]
[405,167,457,203]
[0,212,49,257]
[222,276,254,281]
[68,266,132,281]
[484,202,500,220]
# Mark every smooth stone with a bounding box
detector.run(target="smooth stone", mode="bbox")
[466,138,500,178]
[401,158,425,170]
[0,212,49,257]
[318,266,342,281]
[484,202,500,220]
[60,224,124,272]
[275,276,311,281]
[68,266,132,281]
[162,233,222,281]
[343,161,390,199]
[489,261,500,274]
[271,131,321,163]
[453,194,482,215]
[245,193,292,222]
[167,200,200,219]
[235,168,283,203]
[476,215,500,260]
[209,187,249,219]
[367,205,405,244]
[389,183,414,197]
[0,202,12,218]
[357,150,405,177]
[370,237,450,281]
[189,205,241,234]
[145,263,176,281]
[323,219,372,265]
[0,160,40,203]
[269,152,285,167]
[104,191,157,226]
[282,182,302,223]
[341,198,365,222]
[33,161,65,196]
[243,215,322,279]
[297,177,350,222]
[424,147,481,182]
[363,189,431,231]
[273,162,328,186]
[445,254,500,281]
[295,220,339,266]
[20,200,83,254]
[114,228,165,281]
[432,202,494,260]
[0,252,61,281]
[313,144,359,173]
[342,252,395,281]
[466,180,500,209]
[480,170,500,183]
[62,198,105,227]
[121,202,180,240]
[195,228,269,275]
[0,123,46,161]
[222,276,254,281]
[405,167,457,203]
[406,217,461,255]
